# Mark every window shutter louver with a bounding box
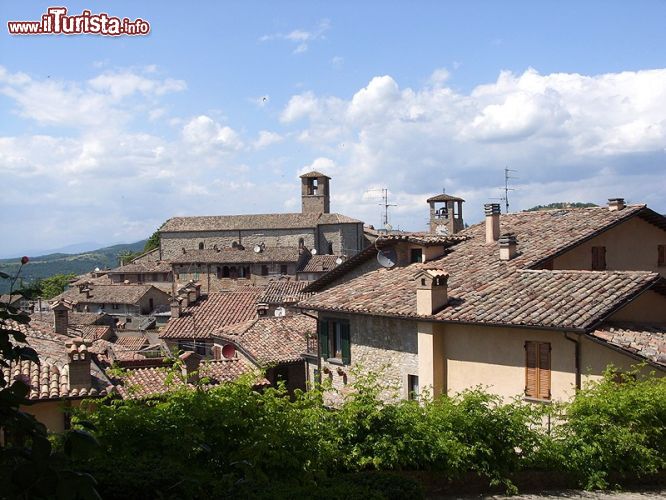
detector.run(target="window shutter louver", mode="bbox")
[319,320,329,359]
[538,343,551,399]
[525,342,538,398]
[341,322,351,365]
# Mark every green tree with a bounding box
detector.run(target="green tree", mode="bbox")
[524,202,598,212]
[39,273,77,299]
[143,224,163,253]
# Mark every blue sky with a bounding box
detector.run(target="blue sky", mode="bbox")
[1,1,665,257]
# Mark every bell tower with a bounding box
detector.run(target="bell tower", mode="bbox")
[300,171,331,214]
[427,193,464,235]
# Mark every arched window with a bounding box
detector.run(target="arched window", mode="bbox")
[198,242,204,250]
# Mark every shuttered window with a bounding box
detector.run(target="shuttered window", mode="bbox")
[591,246,606,271]
[525,341,551,400]
[658,245,666,267]
[319,318,351,364]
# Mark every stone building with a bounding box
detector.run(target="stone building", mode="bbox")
[300,198,666,404]
[157,172,363,291]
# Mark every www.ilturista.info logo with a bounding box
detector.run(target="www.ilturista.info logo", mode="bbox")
[7,7,150,36]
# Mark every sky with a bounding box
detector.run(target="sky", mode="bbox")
[1,1,665,257]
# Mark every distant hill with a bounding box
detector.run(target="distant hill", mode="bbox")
[524,202,598,212]
[0,240,147,294]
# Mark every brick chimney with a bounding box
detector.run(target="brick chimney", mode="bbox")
[499,233,518,261]
[66,337,93,391]
[608,198,625,211]
[180,351,201,384]
[415,269,449,315]
[170,298,182,319]
[52,300,71,335]
[485,203,501,243]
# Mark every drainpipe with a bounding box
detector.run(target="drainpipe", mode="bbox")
[564,332,581,391]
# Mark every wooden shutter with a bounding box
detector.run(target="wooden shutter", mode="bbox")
[341,322,351,365]
[591,246,606,271]
[319,320,329,359]
[538,343,551,400]
[212,346,221,360]
[525,342,538,398]
[525,341,551,400]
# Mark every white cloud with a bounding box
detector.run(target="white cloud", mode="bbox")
[182,115,243,151]
[253,130,283,149]
[260,19,330,54]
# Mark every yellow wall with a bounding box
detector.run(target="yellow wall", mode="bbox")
[607,290,666,324]
[553,216,666,276]
[18,400,80,433]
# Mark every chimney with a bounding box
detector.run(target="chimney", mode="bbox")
[170,298,182,319]
[66,337,93,391]
[415,270,449,315]
[257,302,269,317]
[194,283,202,300]
[180,351,201,384]
[52,300,71,335]
[608,198,625,211]
[187,288,197,304]
[499,233,518,261]
[484,203,501,243]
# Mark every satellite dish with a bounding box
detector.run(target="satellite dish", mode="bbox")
[376,248,397,268]
[335,257,343,265]
[274,307,286,317]
[221,344,236,359]
[94,267,100,272]
[384,223,393,232]
[311,248,317,255]
[253,245,262,253]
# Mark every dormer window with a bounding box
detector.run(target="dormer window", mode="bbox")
[410,248,423,263]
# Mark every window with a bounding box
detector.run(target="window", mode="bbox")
[261,265,268,276]
[408,374,419,400]
[112,304,119,310]
[198,242,204,250]
[525,341,551,400]
[658,245,666,267]
[178,340,210,357]
[328,242,334,255]
[410,248,423,263]
[222,266,230,278]
[591,246,606,271]
[280,264,288,275]
[318,318,351,364]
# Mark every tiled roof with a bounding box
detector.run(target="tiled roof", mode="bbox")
[2,320,112,400]
[73,325,113,342]
[258,280,312,304]
[115,335,149,350]
[591,323,666,367]
[160,212,361,233]
[107,261,172,274]
[217,315,315,364]
[426,194,465,203]
[298,254,342,273]
[301,205,663,331]
[159,290,262,339]
[1,294,24,305]
[58,284,166,305]
[300,170,330,178]
[115,358,268,399]
[67,312,112,325]
[377,232,469,246]
[170,246,300,264]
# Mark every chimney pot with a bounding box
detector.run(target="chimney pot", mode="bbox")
[179,351,201,384]
[608,198,625,211]
[170,299,182,318]
[66,337,93,390]
[415,270,449,315]
[499,233,518,261]
[484,203,501,243]
[53,300,71,335]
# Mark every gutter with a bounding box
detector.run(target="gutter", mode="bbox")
[563,332,581,390]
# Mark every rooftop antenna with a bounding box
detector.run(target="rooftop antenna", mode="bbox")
[365,187,397,230]
[501,167,518,213]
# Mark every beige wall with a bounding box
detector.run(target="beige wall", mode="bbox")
[19,400,82,433]
[553,216,666,276]
[606,290,666,324]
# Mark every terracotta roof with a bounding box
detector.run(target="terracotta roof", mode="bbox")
[300,170,330,179]
[58,284,167,305]
[73,325,113,342]
[217,315,315,364]
[115,335,149,350]
[170,247,300,264]
[258,280,312,305]
[67,312,112,325]
[426,194,465,203]
[2,320,112,400]
[591,323,666,368]
[107,261,172,274]
[1,294,24,305]
[378,233,469,246]
[159,290,262,339]
[115,358,268,399]
[160,212,361,233]
[298,254,342,273]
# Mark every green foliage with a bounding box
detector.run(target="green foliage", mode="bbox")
[524,202,598,212]
[67,365,666,497]
[143,224,163,253]
[546,367,666,489]
[37,273,77,299]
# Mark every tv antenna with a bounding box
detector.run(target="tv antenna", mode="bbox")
[366,187,397,229]
[501,167,518,213]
